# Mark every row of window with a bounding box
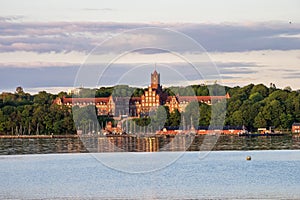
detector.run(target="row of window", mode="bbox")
[65,102,109,105]
[141,103,159,107]
[145,92,156,97]
[142,98,158,103]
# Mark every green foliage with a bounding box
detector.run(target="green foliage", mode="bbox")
[33,91,54,105]
[207,84,226,96]
[167,109,181,127]
[95,86,144,98]
[112,85,145,97]
[133,117,151,127]
[225,84,299,131]
[95,87,114,97]
[0,83,299,135]
[73,105,98,128]
[167,86,197,96]
[183,101,200,127]
[249,92,264,102]
[198,103,211,126]
[97,115,114,128]
[251,84,269,97]
[0,91,75,135]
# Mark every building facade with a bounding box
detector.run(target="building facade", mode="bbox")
[292,122,300,133]
[54,70,230,117]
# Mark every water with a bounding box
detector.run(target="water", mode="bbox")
[0,137,87,155]
[1,151,300,199]
[1,135,300,155]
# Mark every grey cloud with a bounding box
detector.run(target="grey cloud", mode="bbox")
[0,66,79,89]
[0,61,266,91]
[0,16,23,22]
[0,35,93,53]
[131,48,169,54]
[0,21,300,53]
[215,62,259,68]
[0,21,152,53]
[178,23,300,52]
[210,75,237,80]
[216,62,258,75]
[283,72,300,79]
[220,68,256,75]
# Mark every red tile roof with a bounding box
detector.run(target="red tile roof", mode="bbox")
[62,97,110,104]
[178,96,226,102]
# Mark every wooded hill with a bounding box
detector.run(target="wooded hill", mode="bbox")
[0,83,299,135]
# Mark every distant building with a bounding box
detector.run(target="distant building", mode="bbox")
[292,123,300,133]
[54,69,230,117]
[67,87,83,95]
[156,125,244,135]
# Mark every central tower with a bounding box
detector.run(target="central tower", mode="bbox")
[151,70,160,90]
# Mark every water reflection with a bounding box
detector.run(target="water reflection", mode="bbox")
[1,135,300,155]
[0,138,87,155]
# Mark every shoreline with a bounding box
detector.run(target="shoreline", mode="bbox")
[0,134,79,139]
[0,133,297,139]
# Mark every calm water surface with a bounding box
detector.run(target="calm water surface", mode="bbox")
[0,151,300,199]
[1,135,300,154]
[1,135,300,199]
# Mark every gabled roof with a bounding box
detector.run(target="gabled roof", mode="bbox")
[177,96,227,102]
[197,126,243,130]
[292,122,300,126]
[62,97,110,104]
[61,96,142,104]
[166,96,178,103]
[152,70,158,75]
[130,97,141,101]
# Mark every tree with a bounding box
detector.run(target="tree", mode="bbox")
[199,103,211,126]
[149,106,169,130]
[34,91,53,105]
[184,101,200,128]
[279,113,293,129]
[251,84,268,97]
[168,109,181,127]
[16,86,24,94]
[284,86,292,92]
[57,91,67,98]
[73,105,98,129]
[249,92,263,103]
[0,110,5,132]
[207,83,226,96]
[230,110,243,126]
[254,112,267,128]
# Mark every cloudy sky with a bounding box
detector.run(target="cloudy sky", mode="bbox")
[0,0,300,93]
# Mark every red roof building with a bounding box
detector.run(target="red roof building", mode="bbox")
[292,123,300,133]
[54,69,230,117]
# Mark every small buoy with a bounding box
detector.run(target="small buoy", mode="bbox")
[246,156,251,161]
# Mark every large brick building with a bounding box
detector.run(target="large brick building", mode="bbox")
[54,70,230,117]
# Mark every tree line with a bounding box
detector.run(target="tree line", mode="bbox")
[0,83,300,135]
[0,88,75,135]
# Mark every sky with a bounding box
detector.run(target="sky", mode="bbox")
[0,0,300,93]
